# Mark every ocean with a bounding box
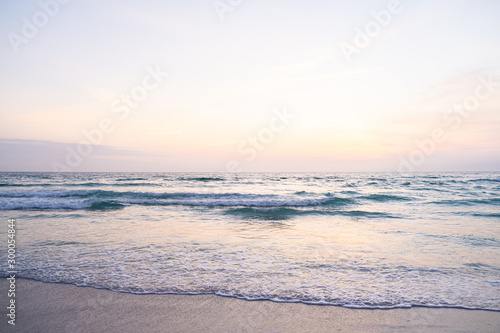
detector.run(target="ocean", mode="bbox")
[0,172,499,310]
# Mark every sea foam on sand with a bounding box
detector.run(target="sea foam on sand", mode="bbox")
[1,279,499,333]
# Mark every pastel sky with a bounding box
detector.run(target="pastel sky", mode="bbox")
[1,0,499,172]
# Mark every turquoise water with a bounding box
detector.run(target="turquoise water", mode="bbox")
[0,172,499,310]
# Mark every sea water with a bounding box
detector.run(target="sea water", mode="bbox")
[0,172,499,310]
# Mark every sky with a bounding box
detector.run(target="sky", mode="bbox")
[1,0,499,172]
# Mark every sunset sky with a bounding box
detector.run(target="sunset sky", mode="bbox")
[1,0,499,172]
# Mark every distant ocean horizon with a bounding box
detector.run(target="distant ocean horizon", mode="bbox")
[1,172,499,310]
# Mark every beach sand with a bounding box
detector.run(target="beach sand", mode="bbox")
[1,279,499,332]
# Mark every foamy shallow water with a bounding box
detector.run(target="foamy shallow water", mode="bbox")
[1,172,499,309]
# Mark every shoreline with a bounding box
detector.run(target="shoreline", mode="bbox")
[6,277,500,313]
[1,279,500,332]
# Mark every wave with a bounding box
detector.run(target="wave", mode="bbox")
[0,183,47,187]
[131,196,354,208]
[92,182,160,187]
[69,182,158,187]
[421,178,500,185]
[111,182,159,187]
[9,277,497,311]
[471,212,500,218]
[0,182,159,187]
[224,207,303,220]
[35,241,88,246]
[432,198,500,206]
[224,207,394,220]
[359,194,411,202]
[368,178,387,182]
[0,199,126,211]
[0,190,358,211]
[470,178,500,183]
[422,175,441,179]
[0,189,195,199]
[337,210,395,218]
[179,177,225,182]
[89,201,126,210]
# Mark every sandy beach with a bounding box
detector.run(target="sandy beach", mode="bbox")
[0,279,498,332]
